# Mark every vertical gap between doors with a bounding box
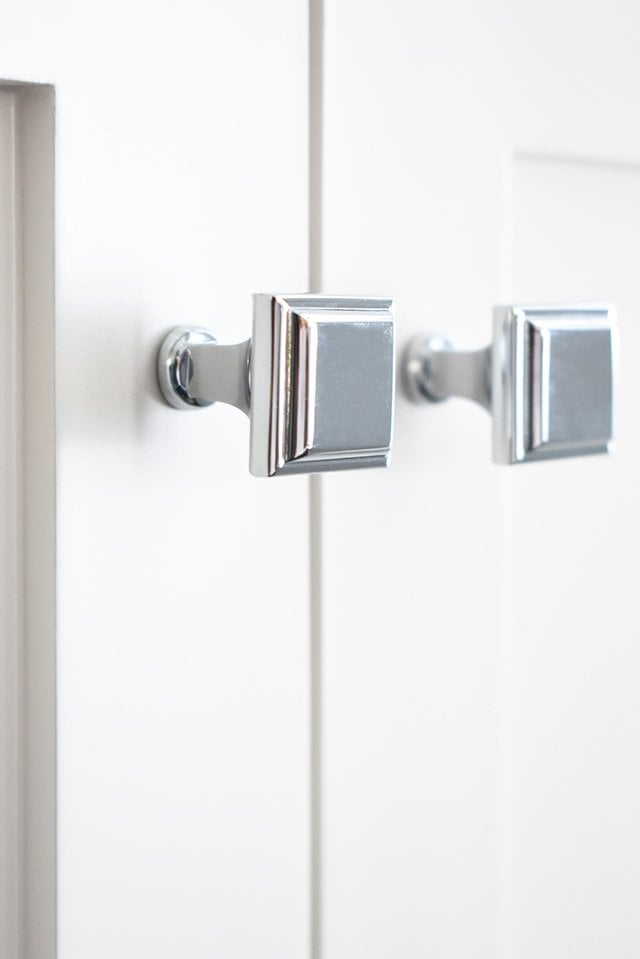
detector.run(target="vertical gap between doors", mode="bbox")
[309,2,324,958]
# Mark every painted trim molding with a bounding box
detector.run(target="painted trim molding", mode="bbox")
[0,82,55,959]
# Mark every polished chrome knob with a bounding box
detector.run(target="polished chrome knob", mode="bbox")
[404,304,616,463]
[158,293,395,476]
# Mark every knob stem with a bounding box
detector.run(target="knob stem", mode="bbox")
[158,326,251,414]
[404,335,491,411]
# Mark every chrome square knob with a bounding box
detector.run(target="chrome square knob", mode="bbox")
[493,305,615,463]
[158,293,395,477]
[251,295,395,476]
[405,303,616,464]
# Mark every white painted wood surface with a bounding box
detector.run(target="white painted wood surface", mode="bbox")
[320,2,640,956]
[0,3,310,956]
[3,3,640,957]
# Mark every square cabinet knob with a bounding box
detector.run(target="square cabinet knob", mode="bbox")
[493,305,614,463]
[158,293,395,477]
[404,303,616,464]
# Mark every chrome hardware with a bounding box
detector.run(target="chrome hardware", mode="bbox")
[158,294,395,477]
[404,305,616,463]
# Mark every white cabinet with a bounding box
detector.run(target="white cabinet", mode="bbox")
[1,4,310,957]
[1,2,639,956]
[320,2,640,956]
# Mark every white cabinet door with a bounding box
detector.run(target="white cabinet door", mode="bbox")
[0,3,310,958]
[320,2,640,956]
[3,3,639,958]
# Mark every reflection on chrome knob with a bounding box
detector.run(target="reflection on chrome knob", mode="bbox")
[404,304,616,464]
[158,294,395,477]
